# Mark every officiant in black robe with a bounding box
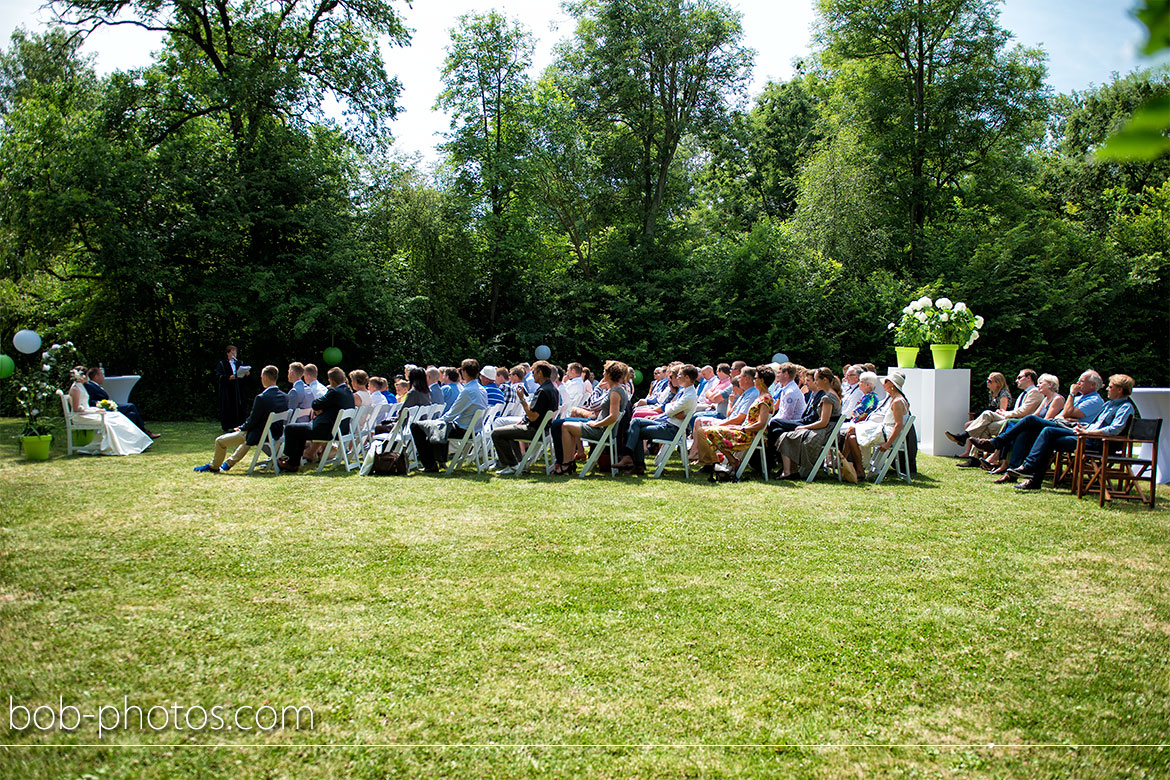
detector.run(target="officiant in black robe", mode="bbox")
[214,345,248,431]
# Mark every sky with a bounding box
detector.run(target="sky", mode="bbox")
[0,0,1162,163]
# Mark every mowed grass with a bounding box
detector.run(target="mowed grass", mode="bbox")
[0,418,1167,779]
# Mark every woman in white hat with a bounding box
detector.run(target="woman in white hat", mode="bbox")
[841,369,909,478]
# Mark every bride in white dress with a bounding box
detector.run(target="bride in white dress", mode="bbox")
[67,367,153,456]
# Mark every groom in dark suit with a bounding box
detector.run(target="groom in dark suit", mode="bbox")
[194,365,289,473]
[85,367,160,439]
[278,366,355,473]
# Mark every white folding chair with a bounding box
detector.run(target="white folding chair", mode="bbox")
[445,409,487,475]
[247,409,292,475]
[288,406,312,425]
[579,422,619,478]
[360,406,414,476]
[649,408,697,479]
[58,389,103,456]
[351,405,377,460]
[735,426,770,482]
[870,414,916,485]
[805,414,848,483]
[513,410,557,475]
[317,408,360,473]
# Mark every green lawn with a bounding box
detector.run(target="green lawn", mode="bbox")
[1,419,1167,778]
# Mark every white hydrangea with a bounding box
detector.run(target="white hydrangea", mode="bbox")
[915,312,928,323]
[42,364,50,371]
[902,305,912,315]
[888,322,896,330]
[916,296,933,309]
[974,315,985,329]
[954,302,967,313]
[935,297,953,310]
[939,312,950,322]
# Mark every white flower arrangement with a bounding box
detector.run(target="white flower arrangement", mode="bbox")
[894,295,983,350]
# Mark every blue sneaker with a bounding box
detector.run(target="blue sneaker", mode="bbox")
[219,462,231,473]
[193,463,215,473]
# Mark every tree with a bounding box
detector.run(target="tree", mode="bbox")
[51,0,410,149]
[436,11,534,326]
[816,0,1048,269]
[561,0,752,242]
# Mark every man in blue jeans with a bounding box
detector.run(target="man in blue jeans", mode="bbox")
[616,364,699,475]
[974,374,1136,491]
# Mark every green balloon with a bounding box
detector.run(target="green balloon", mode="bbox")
[323,347,343,366]
[633,369,643,385]
[0,354,13,379]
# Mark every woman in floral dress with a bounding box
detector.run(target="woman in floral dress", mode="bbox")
[694,365,775,473]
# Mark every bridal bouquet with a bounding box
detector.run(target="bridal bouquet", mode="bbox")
[98,399,117,411]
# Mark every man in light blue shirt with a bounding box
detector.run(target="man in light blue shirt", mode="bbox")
[411,359,488,472]
[618,365,699,474]
[772,363,806,424]
[286,362,313,414]
[440,367,460,412]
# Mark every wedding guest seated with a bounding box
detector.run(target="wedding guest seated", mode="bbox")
[401,368,435,409]
[840,365,864,418]
[481,365,505,407]
[410,359,488,472]
[632,362,681,419]
[951,371,1012,464]
[695,363,732,413]
[693,365,774,477]
[277,366,355,473]
[554,360,630,475]
[849,372,880,423]
[427,366,444,405]
[350,370,373,406]
[766,364,824,457]
[550,360,619,466]
[841,371,910,478]
[560,362,586,407]
[367,377,389,406]
[394,377,410,403]
[441,367,460,411]
[995,374,1136,491]
[776,367,843,480]
[493,361,559,475]
[194,365,288,473]
[981,372,1062,474]
[495,366,517,406]
[304,363,327,399]
[286,362,314,419]
[84,366,159,439]
[616,364,699,475]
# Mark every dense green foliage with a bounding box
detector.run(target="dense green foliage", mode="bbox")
[1,0,1167,420]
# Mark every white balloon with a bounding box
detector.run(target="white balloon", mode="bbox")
[13,329,42,355]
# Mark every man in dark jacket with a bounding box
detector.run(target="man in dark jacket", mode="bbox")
[278,366,355,473]
[194,365,288,473]
[85,367,160,439]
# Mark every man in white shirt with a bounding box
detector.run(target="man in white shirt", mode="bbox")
[617,364,699,474]
[772,363,806,424]
[304,363,328,399]
[840,365,864,418]
[559,362,586,406]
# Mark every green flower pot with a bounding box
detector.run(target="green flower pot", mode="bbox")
[21,434,52,461]
[894,346,919,369]
[73,429,95,446]
[930,344,960,369]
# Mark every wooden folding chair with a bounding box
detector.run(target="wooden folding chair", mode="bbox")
[1075,417,1161,508]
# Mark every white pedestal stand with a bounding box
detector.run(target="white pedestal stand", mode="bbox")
[892,368,971,457]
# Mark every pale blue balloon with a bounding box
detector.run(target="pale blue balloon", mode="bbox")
[534,345,551,361]
[771,352,788,364]
[13,329,41,355]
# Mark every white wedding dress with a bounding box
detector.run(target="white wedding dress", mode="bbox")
[69,382,153,456]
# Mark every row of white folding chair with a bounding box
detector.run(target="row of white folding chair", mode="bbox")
[476,404,507,467]
[512,410,557,475]
[249,406,301,475]
[579,421,619,478]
